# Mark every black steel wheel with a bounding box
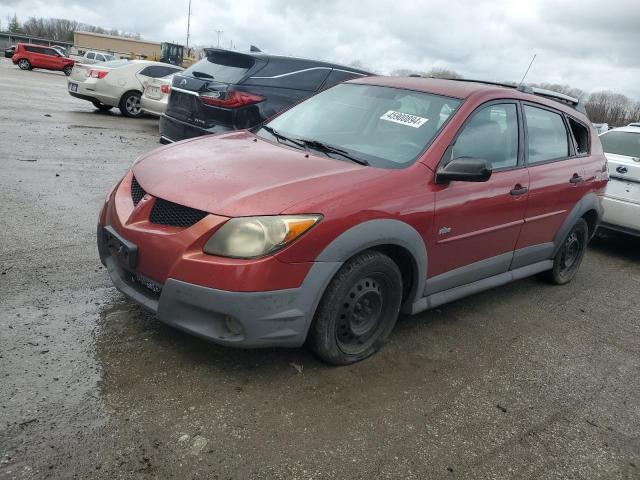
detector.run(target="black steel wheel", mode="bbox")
[542,218,588,285]
[307,250,403,365]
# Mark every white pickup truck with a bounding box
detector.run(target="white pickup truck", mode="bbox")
[69,51,116,64]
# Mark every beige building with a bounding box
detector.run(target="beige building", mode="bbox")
[73,31,161,59]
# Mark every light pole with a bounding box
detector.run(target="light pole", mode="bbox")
[215,29,223,48]
[186,0,192,49]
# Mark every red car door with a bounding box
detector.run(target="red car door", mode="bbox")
[427,101,529,293]
[514,103,590,261]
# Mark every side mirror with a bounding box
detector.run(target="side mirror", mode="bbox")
[435,156,492,184]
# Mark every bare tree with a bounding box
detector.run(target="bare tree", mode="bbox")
[585,91,640,126]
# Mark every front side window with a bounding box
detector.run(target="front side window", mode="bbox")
[261,83,461,168]
[600,131,640,158]
[452,103,519,169]
[525,105,569,164]
[87,52,95,60]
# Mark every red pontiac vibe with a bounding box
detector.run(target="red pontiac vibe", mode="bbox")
[98,77,608,365]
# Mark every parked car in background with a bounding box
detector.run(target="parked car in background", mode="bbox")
[99,77,607,364]
[70,50,116,64]
[51,45,68,57]
[11,43,75,76]
[159,48,371,143]
[141,76,174,117]
[599,125,640,236]
[67,60,182,117]
[593,122,609,134]
[4,45,16,58]
[628,122,640,127]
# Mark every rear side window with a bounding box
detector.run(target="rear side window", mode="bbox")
[184,51,254,83]
[87,52,95,60]
[568,118,589,155]
[600,131,640,158]
[140,65,182,78]
[452,103,519,169]
[524,105,569,164]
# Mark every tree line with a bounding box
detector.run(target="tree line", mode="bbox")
[387,68,639,127]
[3,14,140,42]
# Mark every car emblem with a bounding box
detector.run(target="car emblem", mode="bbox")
[180,79,187,87]
[438,226,452,235]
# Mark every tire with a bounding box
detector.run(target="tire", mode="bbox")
[63,65,73,76]
[118,91,143,118]
[92,101,113,112]
[542,218,589,285]
[18,59,31,70]
[307,250,403,365]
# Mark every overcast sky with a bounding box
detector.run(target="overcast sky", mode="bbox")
[2,0,639,99]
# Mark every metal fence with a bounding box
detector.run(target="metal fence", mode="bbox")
[0,31,73,50]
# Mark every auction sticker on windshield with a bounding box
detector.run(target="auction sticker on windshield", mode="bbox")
[380,110,428,128]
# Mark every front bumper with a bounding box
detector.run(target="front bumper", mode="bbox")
[159,114,231,143]
[98,223,341,348]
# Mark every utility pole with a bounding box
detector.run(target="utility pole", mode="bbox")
[215,29,223,48]
[186,0,192,49]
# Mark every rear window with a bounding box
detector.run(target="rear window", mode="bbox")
[524,105,569,164]
[600,131,640,158]
[184,50,255,83]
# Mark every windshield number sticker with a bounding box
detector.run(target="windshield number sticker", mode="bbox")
[380,110,428,128]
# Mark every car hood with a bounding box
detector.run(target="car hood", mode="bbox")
[132,131,388,217]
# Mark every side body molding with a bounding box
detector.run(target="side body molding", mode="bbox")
[315,219,428,311]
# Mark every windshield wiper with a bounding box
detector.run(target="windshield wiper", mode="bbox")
[297,139,369,165]
[261,125,306,150]
[191,71,214,79]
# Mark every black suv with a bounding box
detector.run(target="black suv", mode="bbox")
[159,48,370,143]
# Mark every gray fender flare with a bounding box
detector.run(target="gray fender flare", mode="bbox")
[552,192,603,255]
[315,219,428,308]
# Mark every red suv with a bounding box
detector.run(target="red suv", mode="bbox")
[98,77,608,364]
[12,43,74,76]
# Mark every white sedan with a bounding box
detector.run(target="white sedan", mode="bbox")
[600,125,640,236]
[141,75,174,117]
[67,60,183,118]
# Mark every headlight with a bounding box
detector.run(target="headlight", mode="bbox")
[203,215,322,258]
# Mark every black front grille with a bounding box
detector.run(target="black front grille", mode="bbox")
[131,176,146,205]
[149,198,208,228]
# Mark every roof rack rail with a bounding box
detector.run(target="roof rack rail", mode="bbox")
[432,77,587,115]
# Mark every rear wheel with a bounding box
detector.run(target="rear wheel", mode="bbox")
[63,65,73,76]
[92,101,113,112]
[119,91,143,118]
[18,59,31,70]
[542,218,588,285]
[307,250,403,365]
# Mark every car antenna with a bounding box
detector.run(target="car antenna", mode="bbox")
[517,54,537,88]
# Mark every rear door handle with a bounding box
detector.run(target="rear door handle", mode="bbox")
[569,174,584,184]
[510,185,529,196]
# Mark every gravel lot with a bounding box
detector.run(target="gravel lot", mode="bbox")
[1,58,639,480]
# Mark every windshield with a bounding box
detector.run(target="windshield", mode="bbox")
[600,131,640,158]
[260,83,462,168]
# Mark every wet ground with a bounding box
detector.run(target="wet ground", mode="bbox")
[1,59,639,479]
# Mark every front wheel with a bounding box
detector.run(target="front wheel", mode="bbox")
[307,250,403,365]
[542,218,589,285]
[118,91,143,118]
[18,59,31,70]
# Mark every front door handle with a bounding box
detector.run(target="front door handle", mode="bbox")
[569,174,584,184]
[510,185,529,196]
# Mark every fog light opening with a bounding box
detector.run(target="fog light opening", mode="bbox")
[224,315,243,336]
